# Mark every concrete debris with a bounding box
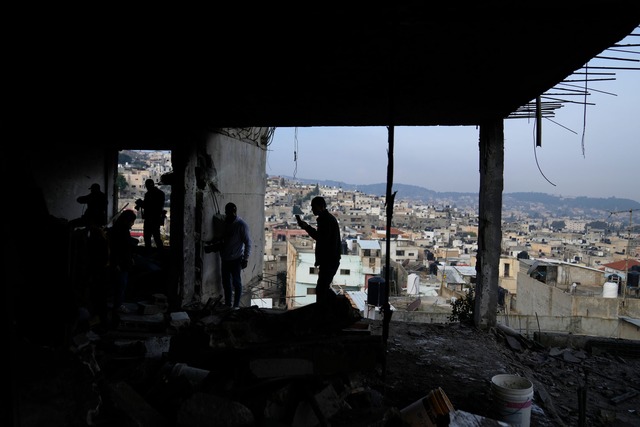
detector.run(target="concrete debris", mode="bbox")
[12,296,640,426]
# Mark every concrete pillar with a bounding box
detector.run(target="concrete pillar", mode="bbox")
[474,119,504,329]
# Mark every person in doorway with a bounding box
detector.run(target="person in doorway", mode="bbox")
[296,196,342,304]
[219,202,251,308]
[135,179,166,250]
[70,183,108,228]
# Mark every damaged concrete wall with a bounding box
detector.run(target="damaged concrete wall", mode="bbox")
[512,270,640,337]
[517,272,573,317]
[185,129,268,307]
[555,263,605,288]
[499,313,640,340]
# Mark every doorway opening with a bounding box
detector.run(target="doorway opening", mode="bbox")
[116,149,172,248]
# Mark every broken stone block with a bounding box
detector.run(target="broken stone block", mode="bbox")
[169,311,191,330]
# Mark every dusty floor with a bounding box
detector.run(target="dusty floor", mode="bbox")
[369,319,640,427]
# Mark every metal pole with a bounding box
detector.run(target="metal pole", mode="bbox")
[382,126,396,348]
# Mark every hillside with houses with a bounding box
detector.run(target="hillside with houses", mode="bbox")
[264,175,640,340]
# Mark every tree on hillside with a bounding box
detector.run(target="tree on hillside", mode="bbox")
[116,174,128,192]
[587,220,608,230]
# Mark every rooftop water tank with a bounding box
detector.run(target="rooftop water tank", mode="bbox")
[628,271,639,287]
[367,276,387,307]
[602,281,618,298]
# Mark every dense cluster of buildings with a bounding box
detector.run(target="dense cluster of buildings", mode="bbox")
[264,176,640,339]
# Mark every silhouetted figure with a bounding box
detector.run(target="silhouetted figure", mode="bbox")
[70,183,108,228]
[219,202,252,308]
[297,196,342,304]
[135,179,165,250]
[107,209,138,321]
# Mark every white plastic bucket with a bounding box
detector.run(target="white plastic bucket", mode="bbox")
[490,374,534,427]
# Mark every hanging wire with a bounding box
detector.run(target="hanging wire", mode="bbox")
[543,117,578,135]
[581,63,589,158]
[532,119,557,187]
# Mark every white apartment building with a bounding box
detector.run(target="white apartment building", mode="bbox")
[564,219,587,233]
[355,239,382,276]
[286,247,365,309]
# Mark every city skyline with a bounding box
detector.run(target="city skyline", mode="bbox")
[266,35,639,203]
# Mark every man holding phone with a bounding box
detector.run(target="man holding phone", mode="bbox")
[296,197,342,304]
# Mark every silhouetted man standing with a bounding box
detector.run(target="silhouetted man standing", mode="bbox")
[135,179,165,250]
[72,183,108,228]
[297,196,342,304]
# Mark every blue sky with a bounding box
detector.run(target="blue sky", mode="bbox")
[266,35,639,202]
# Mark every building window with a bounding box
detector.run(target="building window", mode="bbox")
[369,257,376,266]
[364,249,371,256]
[396,250,405,256]
[309,267,318,275]
[340,269,351,275]
[307,288,316,295]
[504,263,510,277]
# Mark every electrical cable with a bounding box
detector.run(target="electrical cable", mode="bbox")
[532,119,556,187]
[581,63,589,158]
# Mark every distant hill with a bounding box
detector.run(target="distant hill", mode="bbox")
[277,176,640,218]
